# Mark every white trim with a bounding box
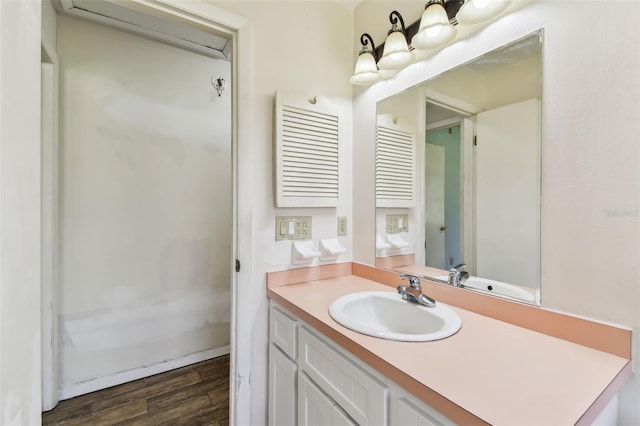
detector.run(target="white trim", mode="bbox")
[231,18,254,426]
[42,0,60,413]
[40,59,60,413]
[424,87,481,117]
[58,346,231,401]
[460,118,475,274]
[59,5,229,60]
[426,116,463,132]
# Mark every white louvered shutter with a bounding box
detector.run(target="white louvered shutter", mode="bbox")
[376,114,416,208]
[275,92,341,207]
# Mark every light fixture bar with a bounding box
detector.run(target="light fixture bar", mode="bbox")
[373,0,464,59]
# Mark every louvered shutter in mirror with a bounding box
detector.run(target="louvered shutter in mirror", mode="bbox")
[376,114,416,208]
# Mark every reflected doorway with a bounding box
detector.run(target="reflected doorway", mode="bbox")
[425,124,462,270]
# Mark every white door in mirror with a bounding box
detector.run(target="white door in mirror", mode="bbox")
[328,291,461,342]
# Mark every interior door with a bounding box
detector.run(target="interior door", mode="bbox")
[425,143,445,269]
[475,98,540,287]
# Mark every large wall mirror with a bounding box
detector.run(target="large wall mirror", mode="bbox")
[375,30,543,305]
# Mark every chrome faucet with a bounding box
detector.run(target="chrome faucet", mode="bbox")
[448,263,470,287]
[397,274,436,307]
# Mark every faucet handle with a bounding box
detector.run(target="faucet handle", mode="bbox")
[400,274,421,289]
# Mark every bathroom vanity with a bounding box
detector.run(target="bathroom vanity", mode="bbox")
[266,263,632,425]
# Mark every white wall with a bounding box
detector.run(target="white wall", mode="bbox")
[57,15,232,392]
[376,88,424,264]
[353,1,640,423]
[208,1,354,424]
[0,1,43,424]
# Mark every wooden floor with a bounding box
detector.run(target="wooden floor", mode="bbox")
[43,355,230,426]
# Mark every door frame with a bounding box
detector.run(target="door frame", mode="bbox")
[41,33,60,412]
[40,1,253,423]
[423,92,476,274]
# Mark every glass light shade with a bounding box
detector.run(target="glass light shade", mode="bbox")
[412,2,457,50]
[377,31,414,71]
[349,52,382,85]
[456,0,510,25]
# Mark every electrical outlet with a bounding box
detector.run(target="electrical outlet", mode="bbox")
[386,214,409,234]
[337,216,347,236]
[275,216,312,241]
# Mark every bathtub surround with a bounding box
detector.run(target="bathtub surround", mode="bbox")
[57,15,231,397]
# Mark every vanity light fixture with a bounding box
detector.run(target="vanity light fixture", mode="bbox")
[456,0,510,25]
[377,11,415,71]
[350,33,382,86]
[349,0,511,86]
[412,0,458,50]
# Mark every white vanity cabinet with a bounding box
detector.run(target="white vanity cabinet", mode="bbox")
[298,372,356,426]
[268,301,455,426]
[268,306,298,426]
[388,382,455,426]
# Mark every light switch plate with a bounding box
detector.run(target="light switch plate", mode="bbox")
[386,214,409,234]
[275,216,312,241]
[337,216,347,236]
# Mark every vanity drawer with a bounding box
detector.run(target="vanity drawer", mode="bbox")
[298,326,388,425]
[270,304,298,359]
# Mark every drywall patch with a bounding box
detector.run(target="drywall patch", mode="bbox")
[63,287,230,352]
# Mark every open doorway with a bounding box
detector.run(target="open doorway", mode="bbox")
[424,101,468,271]
[41,1,244,421]
[425,124,462,270]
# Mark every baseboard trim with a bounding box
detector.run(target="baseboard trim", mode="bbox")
[57,346,230,401]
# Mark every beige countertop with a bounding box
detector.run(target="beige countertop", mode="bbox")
[268,273,631,425]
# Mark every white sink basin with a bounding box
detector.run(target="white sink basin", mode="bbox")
[436,276,536,302]
[328,291,461,342]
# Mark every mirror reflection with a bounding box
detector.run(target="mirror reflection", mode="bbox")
[375,31,543,305]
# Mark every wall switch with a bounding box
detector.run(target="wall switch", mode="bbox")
[275,216,312,241]
[386,214,409,234]
[337,216,347,236]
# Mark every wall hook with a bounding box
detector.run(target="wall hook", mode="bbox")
[308,96,317,105]
[211,77,225,97]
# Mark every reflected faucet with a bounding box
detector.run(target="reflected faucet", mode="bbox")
[397,274,436,307]
[448,263,469,287]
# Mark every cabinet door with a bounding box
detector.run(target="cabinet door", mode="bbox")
[298,372,335,426]
[298,372,357,426]
[269,344,297,426]
[298,326,388,425]
[332,405,357,426]
[396,397,454,426]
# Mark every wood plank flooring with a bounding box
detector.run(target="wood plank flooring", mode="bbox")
[42,355,230,426]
